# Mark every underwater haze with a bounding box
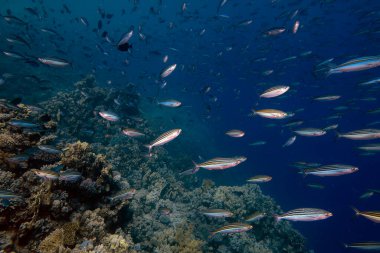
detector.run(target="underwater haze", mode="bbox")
[0,0,380,252]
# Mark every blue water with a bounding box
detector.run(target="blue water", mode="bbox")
[1,0,380,252]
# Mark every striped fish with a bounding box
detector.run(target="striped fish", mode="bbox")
[358,143,380,151]
[225,129,245,137]
[294,128,326,137]
[31,169,59,180]
[245,212,266,222]
[193,156,247,172]
[122,128,145,137]
[210,223,252,237]
[303,164,358,177]
[328,56,380,74]
[38,57,71,67]
[99,111,120,122]
[338,129,380,140]
[247,175,272,183]
[201,209,233,218]
[160,64,177,79]
[314,95,341,101]
[260,85,289,98]
[344,242,380,250]
[353,207,380,223]
[145,129,182,153]
[252,109,287,119]
[0,190,22,199]
[157,99,181,107]
[276,208,332,222]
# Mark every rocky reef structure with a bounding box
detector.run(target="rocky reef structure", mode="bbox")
[0,75,308,253]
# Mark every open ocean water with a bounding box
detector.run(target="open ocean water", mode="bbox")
[1,0,380,253]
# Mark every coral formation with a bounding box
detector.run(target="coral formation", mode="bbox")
[0,75,308,253]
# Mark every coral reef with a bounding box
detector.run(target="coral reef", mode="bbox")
[0,75,309,253]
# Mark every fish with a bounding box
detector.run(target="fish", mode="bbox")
[38,145,62,154]
[303,164,358,177]
[122,128,145,137]
[210,223,252,237]
[251,109,287,119]
[259,86,290,98]
[99,111,120,122]
[307,184,325,190]
[59,170,82,182]
[338,129,380,140]
[6,154,29,164]
[225,129,245,138]
[359,77,380,85]
[0,190,22,200]
[249,141,266,146]
[360,191,374,199]
[159,207,171,216]
[160,64,177,79]
[293,20,300,34]
[344,242,380,251]
[217,0,228,13]
[38,57,71,67]
[193,157,246,172]
[276,208,332,222]
[3,15,27,26]
[6,35,31,49]
[266,27,286,36]
[201,209,233,218]
[247,175,272,183]
[328,56,380,74]
[145,129,182,153]
[323,124,339,131]
[294,128,326,137]
[282,136,296,147]
[245,212,266,222]
[9,120,38,128]
[313,95,341,101]
[157,99,182,107]
[108,189,136,202]
[163,55,168,63]
[3,51,25,59]
[117,30,133,51]
[358,143,380,152]
[352,207,380,223]
[31,169,59,180]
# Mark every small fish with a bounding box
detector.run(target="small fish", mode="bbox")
[245,212,266,222]
[328,56,380,75]
[323,124,339,131]
[276,208,332,222]
[358,143,380,152]
[282,136,296,147]
[360,191,374,199]
[38,57,70,67]
[157,99,181,107]
[145,129,182,153]
[307,184,325,190]
[6,154,29,164]
[192,156,246,172]
[117,30,133,51]
[266,27,286,36]
[225,129,245,138]
[163,55,168,63]
[247,175,272,183]
[338,129,380,140]
[9,120,38,128]
[314,95,341,101]
[249,141,266,146]
[210,223,252,237]
[0,190,22,200]
[31,169,59,180]
[99,111,120,122]
[344,242,380,251]
[260,85,289,98]
[160,64,177,79]
[294,128,326,137]
[303,164,358,177]
[359,77,380,85]
[292,20,300,34]
[352,207,380,223]
[201,209,233,218]
[122,128,145,137]
[59,170,82,182]
[251,109,287,119]
[108,189,136,202]
[38,145,62,154]
[3,51,24,59]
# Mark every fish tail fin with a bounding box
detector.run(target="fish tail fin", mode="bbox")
[208,232,216,239]
[192,160,200,173]
[351,206,360,215]
[274,215,281,223]
[144,145,152,154]
[248,109,256,117]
